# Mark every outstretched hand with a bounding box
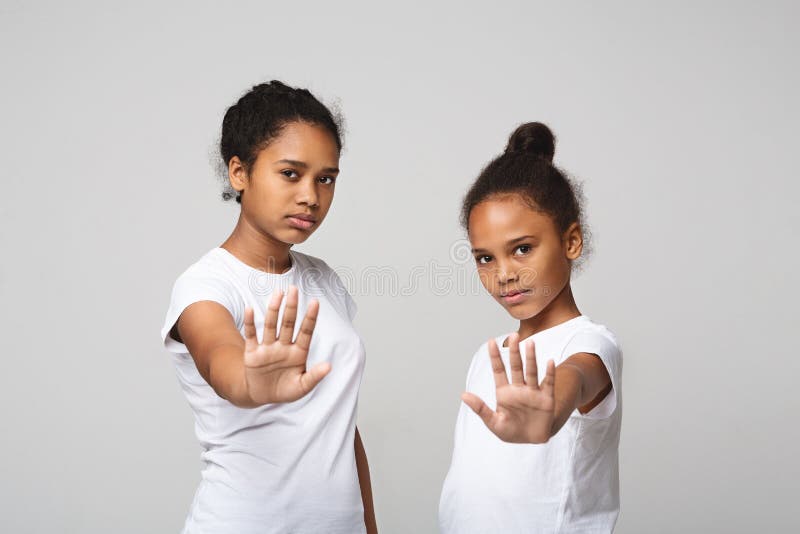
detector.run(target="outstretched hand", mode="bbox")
[461,333,556,444]
[242,285,331,405]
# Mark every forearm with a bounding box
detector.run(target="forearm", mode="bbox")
[550,352,613,436]
[354,427,378,534]
[549,364,586,436]
[206,342,257,408]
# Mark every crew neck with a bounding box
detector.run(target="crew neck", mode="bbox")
[214,247,296,277]
[498,315,589,349]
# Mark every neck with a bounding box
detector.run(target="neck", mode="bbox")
[516,283,581,341]
[220,214,293,274]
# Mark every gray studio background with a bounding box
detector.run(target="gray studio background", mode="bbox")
[1,2,798,533]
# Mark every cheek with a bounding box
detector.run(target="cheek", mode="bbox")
[529,248,565,278]
[533,262,570,297]
[477,268,494,290]
[517,263,540,288]
[250,178,275,200]
[318,189,335,210]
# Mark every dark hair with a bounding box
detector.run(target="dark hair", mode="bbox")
[218,80,343,203]
[461,122,590,265]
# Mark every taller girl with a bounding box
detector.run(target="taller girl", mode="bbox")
[161,81,376,533]
[439,122,622,533]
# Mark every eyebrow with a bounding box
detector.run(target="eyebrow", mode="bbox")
[471,235,537,253]
[274,159,340,173]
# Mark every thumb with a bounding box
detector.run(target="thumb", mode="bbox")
[462,392,496,429]
[298,361,332,394]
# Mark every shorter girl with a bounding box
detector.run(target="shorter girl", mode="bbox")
[439,123,622,533]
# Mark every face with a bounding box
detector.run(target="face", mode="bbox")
[468,195,583,321]
[228,121,340,245]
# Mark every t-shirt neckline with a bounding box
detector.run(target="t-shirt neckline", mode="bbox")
[498,315,590,349]
[214,247,297,277]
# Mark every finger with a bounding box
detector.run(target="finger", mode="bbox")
[263,289,283,342]
[293,299,319,352]
[278,285,299,343]
[525,340,539,390]
[488,338,509,387]
[297,361,331,395]
[540,359,556,398]
[508,333,524,385]
[461,392,497,429]
[243,306,258,352]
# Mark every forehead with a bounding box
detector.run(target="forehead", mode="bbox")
[468,195,558,246]
[259,121,340,163]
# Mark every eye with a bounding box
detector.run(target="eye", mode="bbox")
[475,255,492,265]
[318,175,337,185]
[513,244,532,256]
[281,169,299,179]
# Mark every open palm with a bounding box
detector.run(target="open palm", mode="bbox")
[462,333,556,444]
[242,285,331,405]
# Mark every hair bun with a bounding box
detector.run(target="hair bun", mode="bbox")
[504,122,556,162]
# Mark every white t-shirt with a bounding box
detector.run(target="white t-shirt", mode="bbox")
[160,247,366,534]
[439,315,622,534]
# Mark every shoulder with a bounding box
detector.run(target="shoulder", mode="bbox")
[167,249,243,309]
[173,249,236,287]
[290,249,348,290]
[562,317,622,366]
[562,318,623,419]
[289,249,331,273]
[161,249,243,350]
[576,318,620,348]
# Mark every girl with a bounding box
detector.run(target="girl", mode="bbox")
[439,122,622,533]
[160,81,377,534]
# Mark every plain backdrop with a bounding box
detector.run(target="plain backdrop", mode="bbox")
[1,1,798,533]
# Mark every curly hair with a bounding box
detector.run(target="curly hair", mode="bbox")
[461,122,592,269]
[218,80,343,203]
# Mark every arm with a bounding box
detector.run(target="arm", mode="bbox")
[354,427,378,534]
[174,300,255,407]
[174,286,331,408]
[549,352,613,436]
[461,334,611,444]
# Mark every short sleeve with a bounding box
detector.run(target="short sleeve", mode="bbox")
[160,270,242,353]
[561,328,622,419]
[343,290,358,322]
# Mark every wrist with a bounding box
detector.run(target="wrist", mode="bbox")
[227,366,259,408]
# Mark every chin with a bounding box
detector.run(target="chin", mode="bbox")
[277,228,316,245]
[499,301,542,321]
[508,309,533,320]
[284,234,311,245]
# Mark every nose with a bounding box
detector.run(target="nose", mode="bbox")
[296,178,319,208]
[496,259,518,285]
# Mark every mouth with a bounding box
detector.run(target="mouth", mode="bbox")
[286,213,317,230]
[499,289,532,305]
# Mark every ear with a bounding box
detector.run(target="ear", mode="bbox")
[563,222,583,261]
[228,156,248,195]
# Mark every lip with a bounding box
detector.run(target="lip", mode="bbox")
[286,213,317,230]
[500,289,531,305]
